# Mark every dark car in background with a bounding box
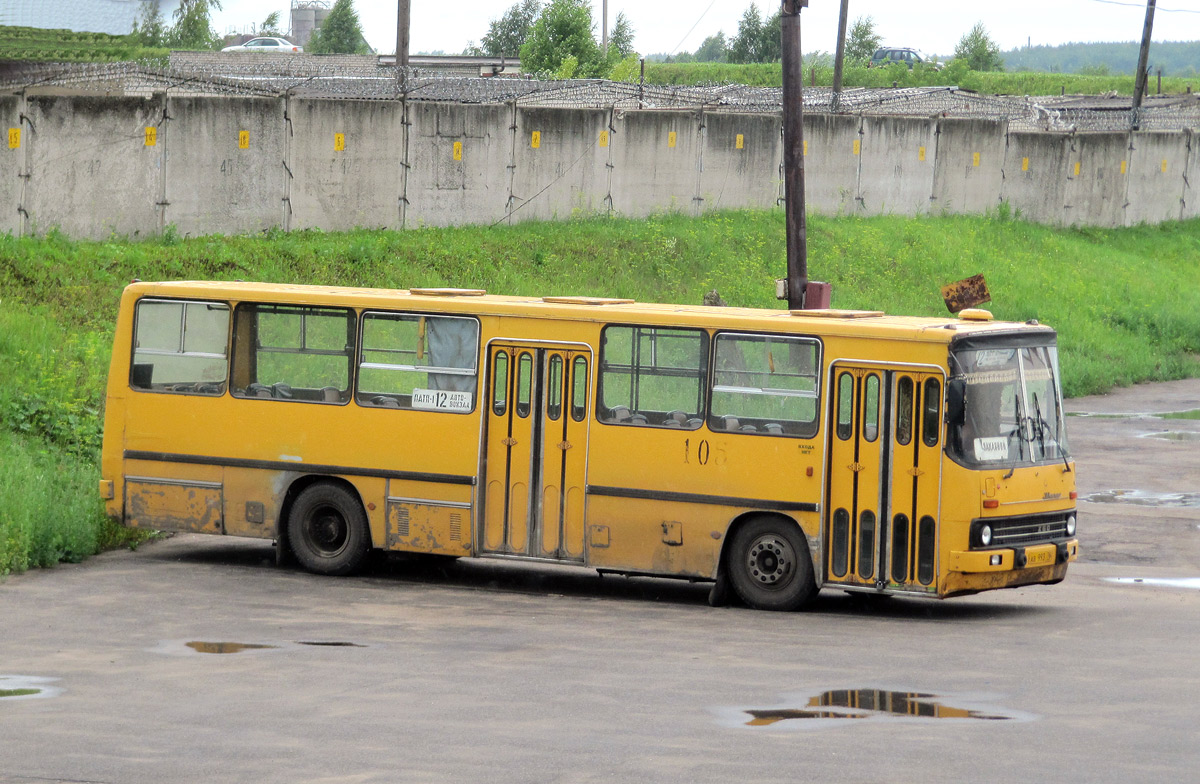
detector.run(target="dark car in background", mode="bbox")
[869,48,933,68]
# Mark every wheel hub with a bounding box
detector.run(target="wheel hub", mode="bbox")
[747,535,795,586]
[310,508,348,553]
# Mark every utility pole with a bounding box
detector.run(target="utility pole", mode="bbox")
[831,0,850,113]
[602,0,609,53]
[1131,0,1156,129]
[781,0,809,309]
[396,0,411,93]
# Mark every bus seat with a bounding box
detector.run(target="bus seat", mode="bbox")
[628,413,648,425]
[721,415,740,431]
[663,418,682,427]
[608,405,632,422]
[763,423,784,434]
[687,418,704,428]
[740,424,758,433]
[666,410,688,424]
[321,386,340,403]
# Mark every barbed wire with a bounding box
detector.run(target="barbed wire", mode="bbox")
[2,58,1197,132]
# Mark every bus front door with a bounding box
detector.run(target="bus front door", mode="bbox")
[482,344,590,562]
[825,366,943,593]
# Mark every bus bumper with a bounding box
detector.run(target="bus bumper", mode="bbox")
[941,540,1079,597]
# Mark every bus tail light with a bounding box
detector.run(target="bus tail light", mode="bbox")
[983,499,999,509]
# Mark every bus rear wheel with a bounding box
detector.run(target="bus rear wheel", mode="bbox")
[728,517,816,611]
[288,483,370,576]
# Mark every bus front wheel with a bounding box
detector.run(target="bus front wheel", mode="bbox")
[288,483,371,576]
[728,517,816,611]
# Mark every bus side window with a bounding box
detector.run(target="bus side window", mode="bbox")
[130,299,230,396]
[571,356,588,422]
[836,372,854,440]
[547,354,563,420]
[597,325,707,428]
[232,303,354,403]
[516,352,532,418]
[357,312,479,412]
[492,351,508,416]
[709,333,821,437]
[923,378,941,446]
[862,374,880,442]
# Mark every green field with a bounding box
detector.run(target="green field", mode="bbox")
[644,61,1198,95]
[2,210,1198,575]
[0,25,167,63]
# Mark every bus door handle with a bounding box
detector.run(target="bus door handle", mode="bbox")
[502,437,518,446]
[848,462,865,473]
[557,441,572,451]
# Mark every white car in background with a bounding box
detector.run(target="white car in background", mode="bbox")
[221,37,303,53]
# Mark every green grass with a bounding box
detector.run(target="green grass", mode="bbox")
[644,61,1199,95]
[2,210,1199,574]
[0,25,168,63]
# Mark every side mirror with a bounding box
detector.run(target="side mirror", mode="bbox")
[946,378,966,426]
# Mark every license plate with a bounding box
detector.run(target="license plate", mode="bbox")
[1026,549,1054,567]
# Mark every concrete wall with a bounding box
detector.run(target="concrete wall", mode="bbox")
[3,94,1198,240]
[932,118,1007,215]
[165,97,286,237]
[0,96,21,237]
[857,115,936,216]
[24,94,164,238]
[405,102,510,228]
[1001,132,1070,224]
[698,111,782,212]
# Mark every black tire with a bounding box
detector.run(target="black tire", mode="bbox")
[287,483,371,576]
[728,516,816,611]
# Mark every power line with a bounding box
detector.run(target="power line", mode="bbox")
[669,0,721,56]
[1089,0,1200,13]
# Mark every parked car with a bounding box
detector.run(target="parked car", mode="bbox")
[869,48,932,68]
[221,37,303,53]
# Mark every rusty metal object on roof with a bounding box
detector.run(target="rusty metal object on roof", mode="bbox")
[941,274,992,314]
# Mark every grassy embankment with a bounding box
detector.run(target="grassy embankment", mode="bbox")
[2,211,1198,575]
[644,61,1198,95]
[0,25,168,63]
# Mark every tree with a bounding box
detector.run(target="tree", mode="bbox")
[954,22,1003,71]
[166,0,222,49]
[694,32,727,63]
[845,16,881,64]
[130,0,167,47]
[520,0,601,76]
[608,12,635,58]
[728,4,780,64]
[480,0,542,57]
[308,0,370,55]
[260,10,282,37]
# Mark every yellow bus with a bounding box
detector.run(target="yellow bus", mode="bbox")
[100,281,1079,610]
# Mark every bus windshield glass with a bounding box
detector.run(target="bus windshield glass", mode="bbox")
[948,343,1068,467]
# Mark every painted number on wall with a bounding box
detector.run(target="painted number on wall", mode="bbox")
[852,139,861,155]
[1022,157,1030,172]
[599,130,609,147]
[1121,160,1128,174]
[972,152,980,167]
[238,130,250,149]
[803,140,808,156]
[531,131,541,149]
[1161,159,1168,173]
[1073,161,1081,177]
[334,133,345,151]
[918,146,925,162]
[668,131,677,148]
[144,126,157,147]
[736,134,744,150]
[7,128,18,149]
[452,141,463,161]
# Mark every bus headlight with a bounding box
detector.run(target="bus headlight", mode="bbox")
[1066,515,1076,537]
[980,524,993,547]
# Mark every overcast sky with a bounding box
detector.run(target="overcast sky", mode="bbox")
[212,1,1200,58]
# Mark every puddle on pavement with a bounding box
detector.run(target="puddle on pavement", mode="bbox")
[186,641,279,655]
[1068,409,1200,420]
[1139,431,1200,442]
[296,641,365,647]
[716,689,1032,729]
[0,675,62,701]
[1080,489,1200,508]
[1106,577,1200,590]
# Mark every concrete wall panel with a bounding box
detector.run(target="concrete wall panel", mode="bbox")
[288,98,404,231]
[165,97,286,236]
[932,118,1006,215]
[511,107,609,221]
[609,110,701,217]
[857,115,935,215]
[1063,132,1129,227]
[698,111,781,212]
[802,113,860,215]
[405,102,510,228]
[25,94,162,239]
[1000,132,1070,224]
[0,96,21,236]
[1125,131,1187,225]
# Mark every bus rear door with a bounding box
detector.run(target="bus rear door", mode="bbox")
[482,344,591,562]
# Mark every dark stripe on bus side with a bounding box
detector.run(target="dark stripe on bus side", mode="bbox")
[586,485,818,513]
[123,450,476,486]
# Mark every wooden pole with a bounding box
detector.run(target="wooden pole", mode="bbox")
[1131,0,1156,129]
[831,0,850,112]
[781,0,809,309]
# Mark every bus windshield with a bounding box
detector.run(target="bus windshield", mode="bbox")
[948,342,1069,467]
